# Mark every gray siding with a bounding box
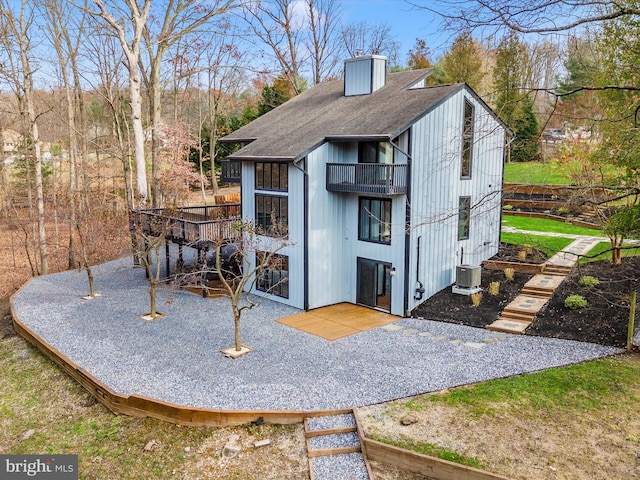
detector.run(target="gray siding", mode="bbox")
[406,88,504,312]
[344,55,386,96]
[241,161,305,309]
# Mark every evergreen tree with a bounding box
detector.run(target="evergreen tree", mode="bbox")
[510,94,540,162]
[438,31,485,90]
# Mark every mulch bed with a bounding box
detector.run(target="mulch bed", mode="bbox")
[412,243,640,347]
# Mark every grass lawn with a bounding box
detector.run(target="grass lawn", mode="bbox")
[362,353,640,479]
[502,215,602,236]
[582,241,640,263]
[503,162,574,185]
[501,232,574,257]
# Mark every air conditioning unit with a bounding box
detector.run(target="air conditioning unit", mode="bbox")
[456,265,481,289]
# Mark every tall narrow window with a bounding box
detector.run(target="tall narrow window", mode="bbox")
[461,100,474,178]
[359,197,391,244]
[458,196,471,240]
[255,194,288,236]
[255,162,288,191]
[256,252,289,298]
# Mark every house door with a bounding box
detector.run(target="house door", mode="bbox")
[356,258,392,312]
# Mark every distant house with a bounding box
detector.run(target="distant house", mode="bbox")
[1,128,21,165]
[220,55,510,316]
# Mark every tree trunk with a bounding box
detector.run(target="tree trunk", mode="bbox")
[233,306,242,351]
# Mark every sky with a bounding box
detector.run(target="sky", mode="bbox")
[339,0,452,62]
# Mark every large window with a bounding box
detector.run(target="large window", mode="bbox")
[256,194,288,236]
[358,141,393,164]
[461,100,474,178]
[255,162,288,191]
[458,196,471,240]
[359,197,391,244]
[256,252,289,298]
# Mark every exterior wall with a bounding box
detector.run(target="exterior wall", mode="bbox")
[307,138,408,316]
[241,161,305,309]
[406,88,505,313]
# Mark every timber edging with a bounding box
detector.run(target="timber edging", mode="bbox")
[482,260,545,274]
[10,285,517,479]
[9,289,304,427]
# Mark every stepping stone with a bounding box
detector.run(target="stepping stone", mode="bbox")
[418,332,432,337]
[449,339,462,345]
[486,319,529,334]
[381,325,403,331]
[463,342,485,349]
[403,328,418,335]
[434,335,448,341]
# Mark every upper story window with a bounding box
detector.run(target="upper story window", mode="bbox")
[255,162,288,191]
[458,196,471,240]
[359,197,391,244]
[461,100,474,179]
[256,194,288,236]
[359,141,393,164]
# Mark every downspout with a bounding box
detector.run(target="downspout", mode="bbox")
[293,158,310,310]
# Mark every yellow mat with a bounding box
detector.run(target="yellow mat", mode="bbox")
[277,303,399,341]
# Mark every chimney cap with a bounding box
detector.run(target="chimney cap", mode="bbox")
[345,54,387,64]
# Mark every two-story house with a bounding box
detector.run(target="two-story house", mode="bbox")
[220,55,509,317]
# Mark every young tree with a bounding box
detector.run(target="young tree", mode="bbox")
[205,220,290,355]
[603,204,640,265]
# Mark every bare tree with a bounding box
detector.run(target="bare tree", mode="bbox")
[140,0,235,207]
[340,21,399,65]
[242,0,306,93]
[88,0,152,206]
[0,0,49,274]
[305,0,342,84]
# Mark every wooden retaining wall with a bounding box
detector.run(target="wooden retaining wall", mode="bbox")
[482,260,545,274]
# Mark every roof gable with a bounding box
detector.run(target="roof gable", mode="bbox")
[220,70,475,162]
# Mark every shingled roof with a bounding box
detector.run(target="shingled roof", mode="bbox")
[219,69,465,162]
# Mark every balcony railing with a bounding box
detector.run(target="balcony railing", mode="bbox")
[221,159,241,183]
[326,163,408,195]
[131,204,242,247]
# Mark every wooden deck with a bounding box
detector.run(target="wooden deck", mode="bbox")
[277,303,399,341]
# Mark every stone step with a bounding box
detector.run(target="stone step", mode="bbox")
[503,295,549,315]
[487,318,530,334]
[500,310,536,323]
[521,286,554,298]
[544,265,572,275]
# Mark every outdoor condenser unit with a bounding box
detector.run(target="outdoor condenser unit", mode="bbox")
[456,265,481,289]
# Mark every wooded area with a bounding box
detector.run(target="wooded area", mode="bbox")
[1,0,639,289]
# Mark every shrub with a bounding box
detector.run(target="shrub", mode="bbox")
[556,207,569,215]
[488,281,500,296]
[503,204,514,211]
[578,275,600,288]
[518,250,528,261]
[523,244,533,255]
[470,291,483,306]
[565,294,587,310]
[504,267,515,281]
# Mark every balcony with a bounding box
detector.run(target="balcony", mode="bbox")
[221,159,241,183]
[326,163,408,195]
[131,204,242,247]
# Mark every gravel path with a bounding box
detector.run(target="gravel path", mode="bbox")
[11,256,621,412]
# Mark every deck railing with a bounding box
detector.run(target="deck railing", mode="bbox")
[132,204,242,246]
[221,160,241,183]
[326,163,408,195]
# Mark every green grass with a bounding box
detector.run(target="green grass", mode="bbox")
[369,435,484,469]
[582,241,640,263]
[404,357,640,418]
[503,162,574,185]
[502,215,602,236]
[501,231,574,257]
